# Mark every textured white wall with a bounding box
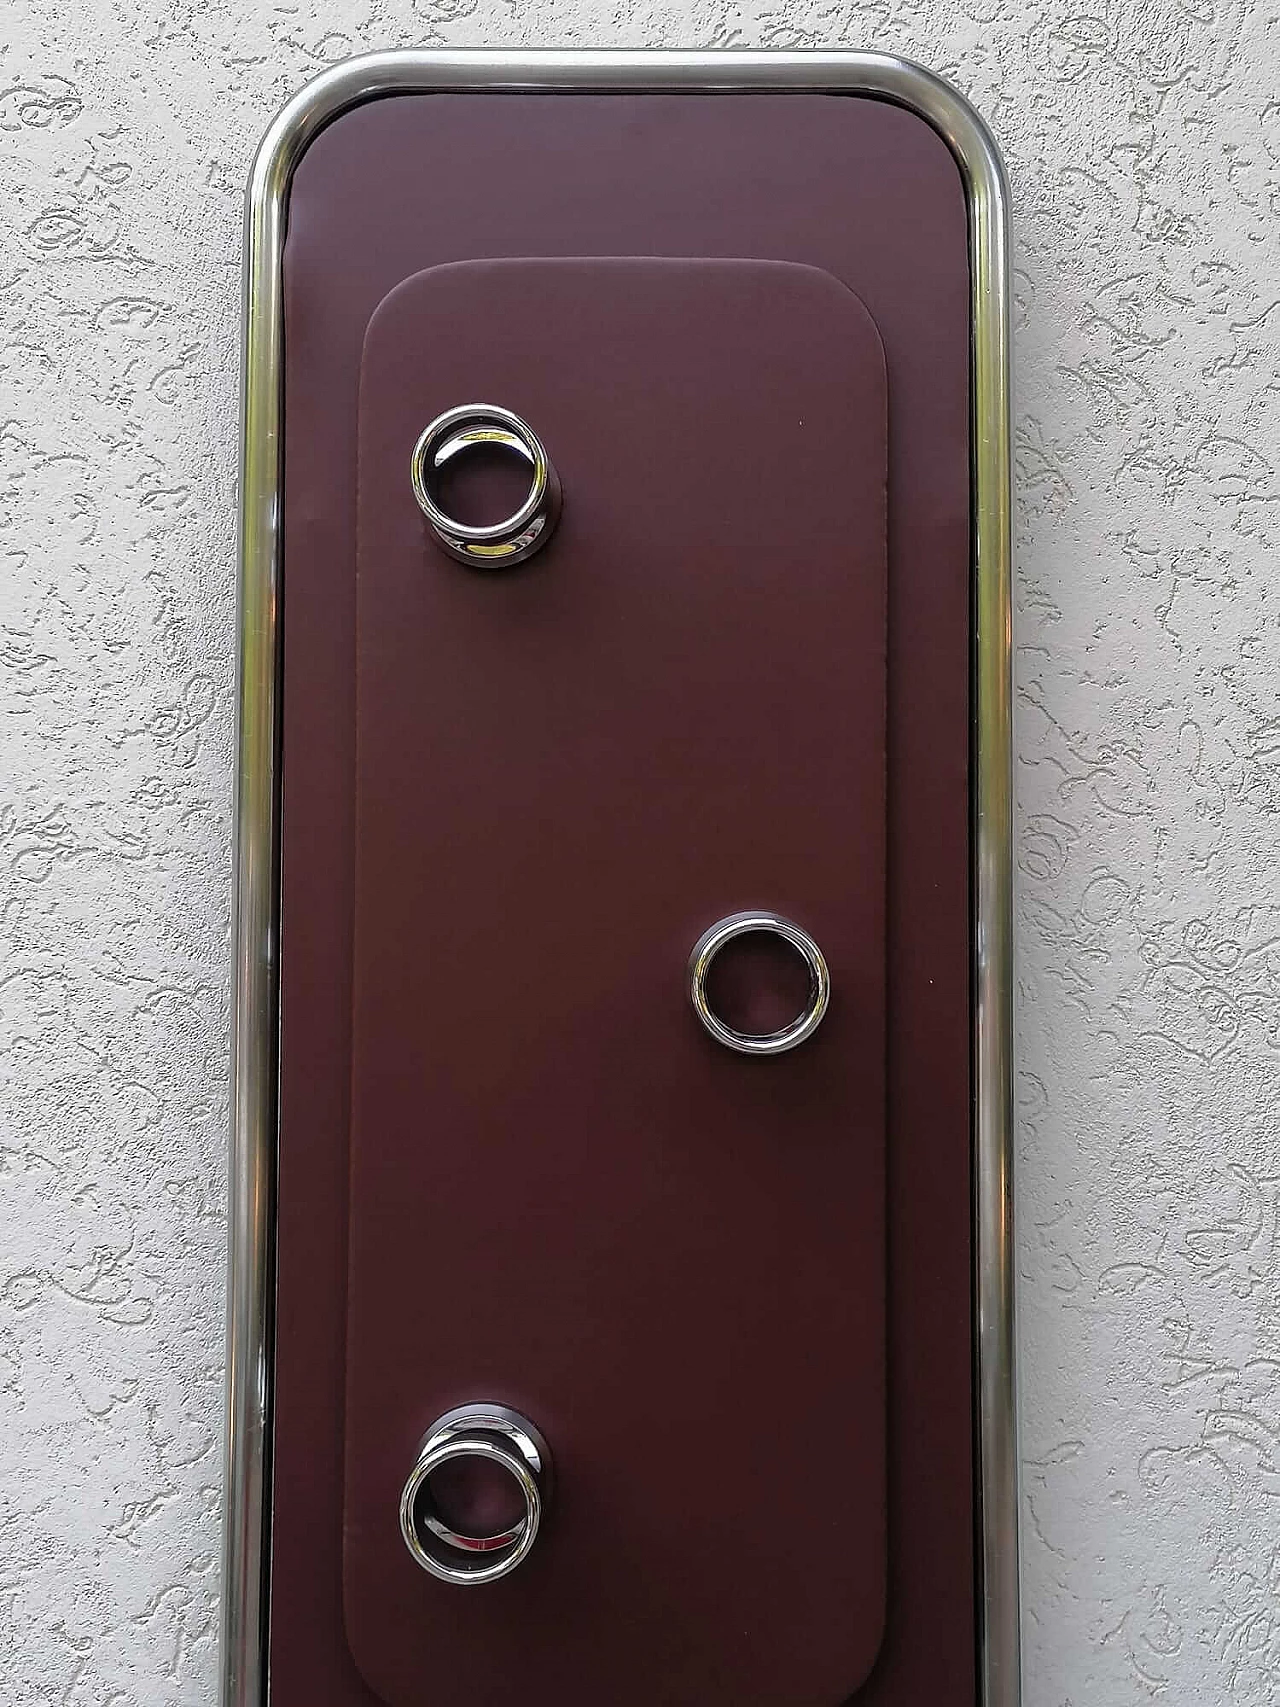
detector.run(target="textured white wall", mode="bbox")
[1,5,1277,1704]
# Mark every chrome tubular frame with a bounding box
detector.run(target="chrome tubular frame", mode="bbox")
[225,48,1017,1707]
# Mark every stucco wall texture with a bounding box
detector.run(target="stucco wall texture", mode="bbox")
[1,5,1277,1704]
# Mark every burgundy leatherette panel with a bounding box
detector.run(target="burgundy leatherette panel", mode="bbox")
[274,92,973,1707]
[345,257,887,1707]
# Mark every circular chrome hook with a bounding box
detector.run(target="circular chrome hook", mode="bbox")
[399,1404,552,1585]
[410,404,562,567]
[688,911,830,1056]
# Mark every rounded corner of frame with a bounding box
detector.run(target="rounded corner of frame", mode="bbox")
[243,51,402,223]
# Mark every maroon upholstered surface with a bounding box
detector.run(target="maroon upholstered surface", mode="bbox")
[273,91,973,1707]
[344,257,887,1707]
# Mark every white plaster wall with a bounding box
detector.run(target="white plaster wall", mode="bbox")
[1,3,1277,1702]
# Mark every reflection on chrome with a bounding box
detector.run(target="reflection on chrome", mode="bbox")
[399,1404,553,1585]
[410,404,562,568]
[688,910,830,1055]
